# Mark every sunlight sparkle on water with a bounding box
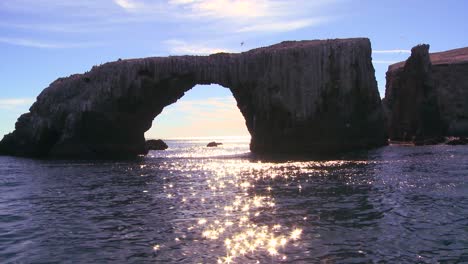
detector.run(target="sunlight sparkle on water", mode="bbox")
[290,228,303,240]
[191,160,306,262]
[148,155,320,262]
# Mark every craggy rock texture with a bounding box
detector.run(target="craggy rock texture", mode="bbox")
[432,48,468,136]
[0,38,386,158]
[384,44,444,141]
[385,45,468,141]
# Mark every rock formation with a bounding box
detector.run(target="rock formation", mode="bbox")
[384,45,468,141]
[146,139,168,150]
[207,142,223,147]
[446,137,467,145]
[384,44,444,141]
[0,38,386,159]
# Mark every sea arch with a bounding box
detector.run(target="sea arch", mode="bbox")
[0,38,387,158]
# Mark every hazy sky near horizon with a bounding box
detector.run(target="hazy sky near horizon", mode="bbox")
[1,0,467,138]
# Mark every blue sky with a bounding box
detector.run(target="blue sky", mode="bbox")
[1,0,467,138]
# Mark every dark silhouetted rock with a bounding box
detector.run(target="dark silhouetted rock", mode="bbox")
[207,142,222,147]
[384,44,445,142]
[413,136,445,146]
[384,45,468,143]
[0,38,386,159]
[146,139,168,150]
[446,137,467,145]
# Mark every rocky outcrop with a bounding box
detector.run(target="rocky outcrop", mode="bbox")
[432,48,468,136]
[384,44,444,141]
[385,45,468,141]
[207,142,222,147]
[146,139,168,150]
[0,38,386,158]
[446,137,467,145]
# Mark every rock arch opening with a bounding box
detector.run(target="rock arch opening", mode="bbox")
[145,84,250,139]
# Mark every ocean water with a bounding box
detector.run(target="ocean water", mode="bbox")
[1,137,467,263]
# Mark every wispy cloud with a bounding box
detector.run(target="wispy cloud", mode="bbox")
[169,0,271,19]
[0,98,35,110]
[372,49,410,64]
[114,0,140,10]
[373,49,411,54]
[147,96,249,138]
[175,97,237,112]
[0,0,344,51]
[164,39,231,55]
[372,60,399,64]
[0,21,115,33]
[112,0,338,33]
[237,17,329,33]
[0,37,103,49]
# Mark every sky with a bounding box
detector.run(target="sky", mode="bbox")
[0,0,467,138]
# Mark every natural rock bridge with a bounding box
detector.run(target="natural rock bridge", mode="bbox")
[0,38,387,158]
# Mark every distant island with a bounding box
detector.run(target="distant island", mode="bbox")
[0,38,467,159]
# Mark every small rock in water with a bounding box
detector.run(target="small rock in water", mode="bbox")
[207,142,222,147]
[413,136,445,146]
[446,137,467,145]
[146,139,168,150]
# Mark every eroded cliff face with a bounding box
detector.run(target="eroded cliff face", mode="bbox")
[0,38,386,158]
[385,45,468,141]
[384,44,444,141]
[432,48,468,136]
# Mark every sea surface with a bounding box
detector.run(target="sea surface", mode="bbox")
[1,137,467,263]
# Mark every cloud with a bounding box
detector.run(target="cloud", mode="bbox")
[175,97,237,112]
[372,60,399,64]
[146,96,249,138]
[0,98,35,110]
[237,17,329,33]
[169,0,197,4]
[372,49,411,54]
[1,0,339,36]
[175,0,338,33]
[168,0,336,19]
[0,22,105,33]
[114,0,134,9]
[164,39,231,55]
[113,0,337,33]
[0,37,103,49]
[171,0,271,19]
[113,0,140,10]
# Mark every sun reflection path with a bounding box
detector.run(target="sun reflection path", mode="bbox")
[146,157,375,262]
[200,198,303,263]
[186,160,307,263]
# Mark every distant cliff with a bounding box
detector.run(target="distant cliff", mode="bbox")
[384,45,468,141]
[0,38,386,158]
